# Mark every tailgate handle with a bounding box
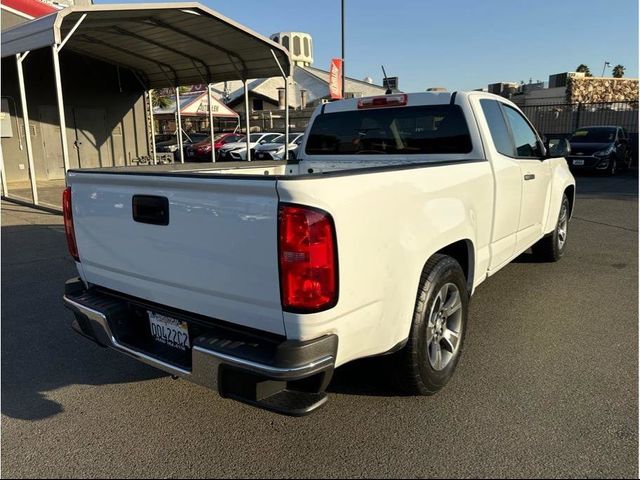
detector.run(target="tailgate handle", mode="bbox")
[132,195,169,226]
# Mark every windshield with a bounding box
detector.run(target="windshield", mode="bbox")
[305,105,472,155]
[570,128,616,143]
[250,134,264,142]
[272,135,288,144]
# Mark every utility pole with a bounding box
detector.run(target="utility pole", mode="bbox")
[341,0,345,99]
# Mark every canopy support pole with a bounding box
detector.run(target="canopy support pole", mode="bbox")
[284,78,289,159]
[50,13,86,179]
[243,79,251,161]
[176,87,184,163]
[0,139,8,197]
[208,84,215,162]
[59,13,87,50]
[52,46,70,176]
[148,90,157,165]
[270,50,289,160]
[16,51,38,204]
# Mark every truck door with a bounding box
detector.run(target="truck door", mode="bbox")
[475,98,522,270]
[500,105,552,251]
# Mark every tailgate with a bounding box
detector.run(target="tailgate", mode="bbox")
[68,172,285,335]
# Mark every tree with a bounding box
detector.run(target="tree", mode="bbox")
[151,90,171,109]
[612,64,625,78]
[150,86,190,109]
[575,64,593,77]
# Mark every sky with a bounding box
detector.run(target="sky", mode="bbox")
[97,0,639,92]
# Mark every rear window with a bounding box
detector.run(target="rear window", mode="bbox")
[305,105,472,156]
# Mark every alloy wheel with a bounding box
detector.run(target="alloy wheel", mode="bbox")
[426,283,463,371]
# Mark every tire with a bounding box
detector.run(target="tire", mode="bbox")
[390,254,469,395]
[531,193,569,262]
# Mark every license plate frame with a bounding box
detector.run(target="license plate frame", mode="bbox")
[148,311,191,351]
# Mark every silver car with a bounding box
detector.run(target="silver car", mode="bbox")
[253,133,305,160]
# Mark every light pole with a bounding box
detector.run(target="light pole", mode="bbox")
[601,61,611,77]
[341,0,345,99]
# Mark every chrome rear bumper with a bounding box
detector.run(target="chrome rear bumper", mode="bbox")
[63,278,337,415]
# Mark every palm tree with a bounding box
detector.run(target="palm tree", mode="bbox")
[575,64,593,77]
[151,86,191,109]
[612,65,625,78]
[151,90,171,109]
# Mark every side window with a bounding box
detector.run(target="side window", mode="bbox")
[619,128,627,140]
[293,36,301,56]
[502,105,542,158]
[303,37,310,57]
[480,99,515,156]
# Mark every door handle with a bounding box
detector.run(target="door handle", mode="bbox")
[524,174,535,181]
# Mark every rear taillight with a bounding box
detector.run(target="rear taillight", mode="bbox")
[62,187,79,261]
[278,204,338,312]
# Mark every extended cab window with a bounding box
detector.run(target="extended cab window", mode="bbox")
[502,105,542,158]
[480,99,515,156]
[305,105,472,155]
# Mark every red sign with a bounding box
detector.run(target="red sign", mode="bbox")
[329,58,343,100]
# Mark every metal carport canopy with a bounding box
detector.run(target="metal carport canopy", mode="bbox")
[1,2,292,87]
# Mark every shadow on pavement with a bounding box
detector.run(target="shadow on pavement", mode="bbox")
[1,219,402,420]
[573,169,638,198]
[1,223,164,421]
[327,355,406,397]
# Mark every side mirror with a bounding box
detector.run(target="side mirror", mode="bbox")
[545,138,571,158]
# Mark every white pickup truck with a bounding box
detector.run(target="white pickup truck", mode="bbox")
[63,92,575,415]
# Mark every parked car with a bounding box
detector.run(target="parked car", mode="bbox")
[156,133,209,161]
[566,126,631,175]
[185,133,246,161]
[154,134,175,145]
[63,91,575,416]
[254,133,305,160]
[217,132,282,161]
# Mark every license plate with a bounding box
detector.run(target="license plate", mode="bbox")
[188,151,194,157]
[572,159,584,166]
[148,312,190,350]
[257,153,266,159]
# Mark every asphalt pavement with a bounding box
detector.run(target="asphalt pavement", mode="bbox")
[1,171,638,478]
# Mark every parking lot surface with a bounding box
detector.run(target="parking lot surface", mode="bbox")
[1,172,638,478]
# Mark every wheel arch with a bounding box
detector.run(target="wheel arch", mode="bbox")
[430,239,475,294]
[565,184,575,219]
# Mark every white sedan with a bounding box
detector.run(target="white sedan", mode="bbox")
[217,133,282,161]
[254,133,304,160]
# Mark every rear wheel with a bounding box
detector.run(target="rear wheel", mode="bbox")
[531,193,569,262]
[390,254,469,395]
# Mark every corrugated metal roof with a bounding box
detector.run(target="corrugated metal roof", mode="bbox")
[1,2,291,88]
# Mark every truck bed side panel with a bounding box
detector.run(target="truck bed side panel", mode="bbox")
[277,161,494,365]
